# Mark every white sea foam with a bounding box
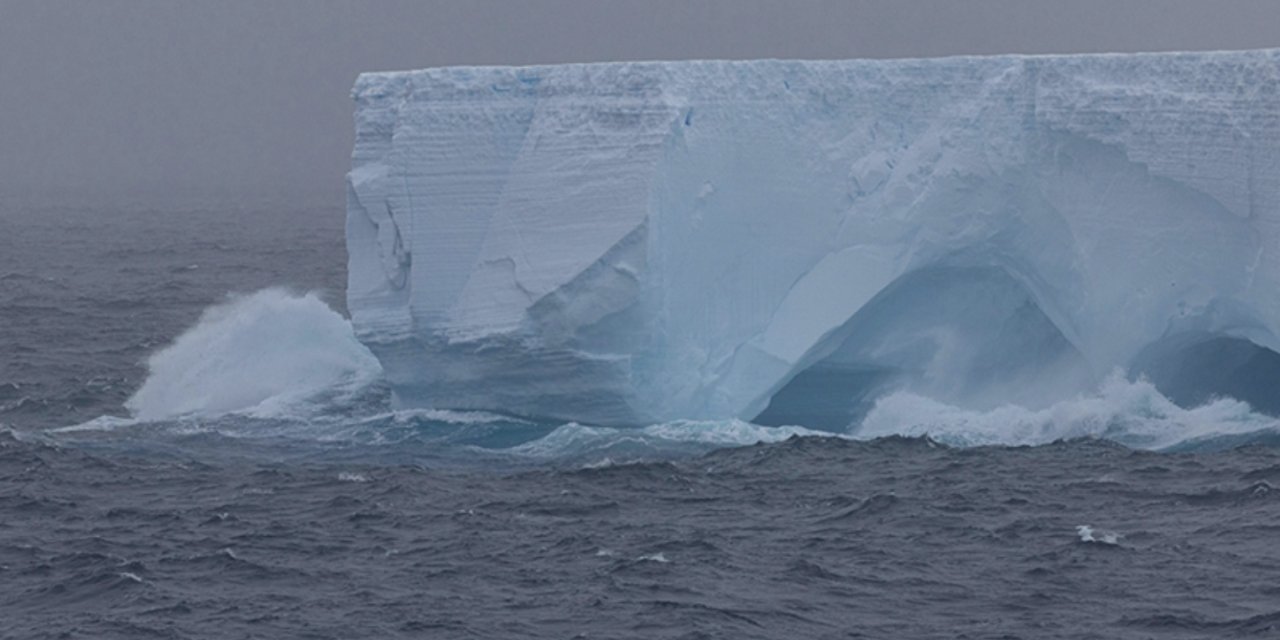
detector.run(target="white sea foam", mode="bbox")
[50,415,138,433]
[384,408,527,426]
[856,372,1280,450]
[1076,525,1121,545]
[508,419,826,459]
[504,376,1280,459]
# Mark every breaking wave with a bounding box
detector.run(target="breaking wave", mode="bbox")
[856,372,1280,451]
[125,288,382,421]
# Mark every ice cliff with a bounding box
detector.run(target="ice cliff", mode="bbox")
[347,50,1280,428]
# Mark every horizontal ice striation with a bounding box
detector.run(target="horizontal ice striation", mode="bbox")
[347,50,1280,427]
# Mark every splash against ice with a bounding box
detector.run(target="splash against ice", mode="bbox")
[126,289,381,421]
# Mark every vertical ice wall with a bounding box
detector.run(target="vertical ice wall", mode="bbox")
[348,51,1280,427]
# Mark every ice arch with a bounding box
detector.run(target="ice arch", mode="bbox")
[347,52,1280,426]
[753,266,1094,430]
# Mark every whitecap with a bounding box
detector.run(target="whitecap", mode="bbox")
[1076,525,1121,545]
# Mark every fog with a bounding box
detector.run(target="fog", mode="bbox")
[1,0,1277,204]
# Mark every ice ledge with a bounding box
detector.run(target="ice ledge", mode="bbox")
[348,49,1280,427]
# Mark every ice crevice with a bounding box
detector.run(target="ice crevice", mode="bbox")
[347,51,1280,427]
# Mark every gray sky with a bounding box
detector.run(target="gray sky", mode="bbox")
[2,0,1278,204]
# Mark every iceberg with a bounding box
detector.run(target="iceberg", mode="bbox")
[346,50,1280,428]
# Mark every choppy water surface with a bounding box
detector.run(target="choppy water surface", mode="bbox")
[5,433,1280,639]
[3,201,1280,638]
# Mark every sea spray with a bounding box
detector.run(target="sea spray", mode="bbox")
[856,371,1280,450]
[126,288,381,420]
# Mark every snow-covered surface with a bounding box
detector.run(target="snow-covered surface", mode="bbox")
[347,50,1280,427]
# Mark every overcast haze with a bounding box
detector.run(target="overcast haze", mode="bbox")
[2,0,1278,204]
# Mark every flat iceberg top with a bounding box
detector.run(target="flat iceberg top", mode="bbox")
[354,49,1279,98]
[347,49,1280,427]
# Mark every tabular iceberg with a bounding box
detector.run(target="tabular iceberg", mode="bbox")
[347,50,1280,428]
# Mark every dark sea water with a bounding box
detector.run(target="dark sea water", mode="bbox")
[3,201,1280,639]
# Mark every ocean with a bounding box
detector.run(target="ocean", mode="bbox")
[3,201,1279,639]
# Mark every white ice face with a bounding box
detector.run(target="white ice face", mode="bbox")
[346,50,1280,428]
